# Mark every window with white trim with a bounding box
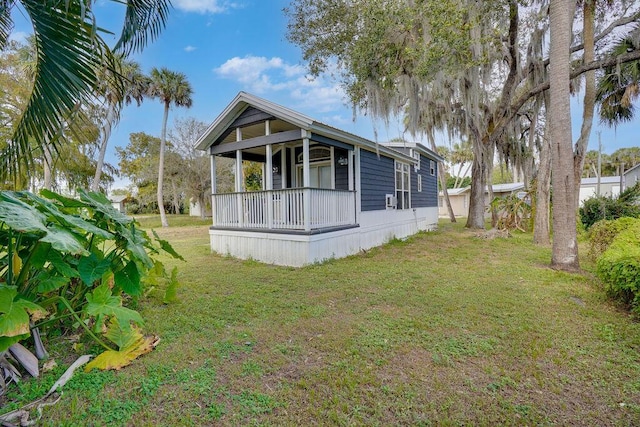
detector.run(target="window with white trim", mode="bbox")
[395,161,410,209]
[411,149,420,170]
[429,160,435,176]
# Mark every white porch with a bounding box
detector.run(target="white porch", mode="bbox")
[209,206,439,266]
[212,188,357,232]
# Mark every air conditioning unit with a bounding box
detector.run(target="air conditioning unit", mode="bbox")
[385,194,397,209]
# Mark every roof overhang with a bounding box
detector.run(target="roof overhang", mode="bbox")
[195,92,418,164]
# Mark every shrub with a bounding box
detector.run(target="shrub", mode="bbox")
[596,221,640,314]
[588,217,639,260]
[488,194,531,232]
[0,189,182,387]
[580,183,640,229]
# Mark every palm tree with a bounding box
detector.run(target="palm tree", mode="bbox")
[596,32,640,126]
[147,68,193,227]
[91,59,149,192]
[549,0,579,271]
[0,0,171,182]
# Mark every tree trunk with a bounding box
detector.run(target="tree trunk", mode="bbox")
[573,0,596,209]
[428,138,456,222]
[171,179,180,214]
[486,145,497,227]
[43,143,53,191]
[92,102,117,192]
[158,103,169,227]
[198,194,206,219]
[534,131,551,245]
[466,135,487,229]
[549,0,579,271]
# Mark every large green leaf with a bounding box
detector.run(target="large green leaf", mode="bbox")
[0,286,47,338]
[78,254,112,286]
[0,193,48,233]
[35,275,70,293]
[120,225,154,268]
[25,192,114,239]
[28,242,53,271]
[0,335,25,353]
[47,250,80,279]
[163,266,180,304]
[40,224,89,256]
[85,283,144,326]
[78,189,133,225]
[114,261,141,296]
[152,229,185,261]
[39,189,88,208]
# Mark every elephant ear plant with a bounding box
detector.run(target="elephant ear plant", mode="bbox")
[0,189,182,395]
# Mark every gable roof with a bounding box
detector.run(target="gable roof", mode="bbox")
[580,176,621,186]
[381,141,445,162]
[492,182,525,193]
[624,163,640,177]
[195,92,423,163]
[438,182,525,197]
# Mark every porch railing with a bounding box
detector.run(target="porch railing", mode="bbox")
[212,188,356,231]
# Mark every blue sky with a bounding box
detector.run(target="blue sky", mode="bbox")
[10,0,639,188]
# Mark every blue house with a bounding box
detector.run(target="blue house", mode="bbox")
[195,92,442,266]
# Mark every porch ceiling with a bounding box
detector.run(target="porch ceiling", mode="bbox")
[219,119,299,145]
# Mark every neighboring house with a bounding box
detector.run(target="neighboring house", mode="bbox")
[189,199,211,217]
[195,92,442,266]
[109,195,127,214]
[579,176,621,205]
[623,164,640,190]
[438,182,525,217]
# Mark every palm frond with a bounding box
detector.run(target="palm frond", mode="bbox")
[0,0,14,49]
[0,0,122,182]
[114,0,172,55]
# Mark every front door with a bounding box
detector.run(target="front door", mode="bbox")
[297,163,332,188]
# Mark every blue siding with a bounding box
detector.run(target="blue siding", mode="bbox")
[360,149,395,211]
[411,154,438,207]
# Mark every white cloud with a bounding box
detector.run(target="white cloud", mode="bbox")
[172,0,240,14]
[184,45,197,52]
[214,55,346,113]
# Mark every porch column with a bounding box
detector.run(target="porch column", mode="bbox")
[236,148,243,227]
[210,155,217,226]
[266,143,273,228]
[354,147,361,225]
[347,150,354,191]
[281,147,287,189]
[303,133,311,231]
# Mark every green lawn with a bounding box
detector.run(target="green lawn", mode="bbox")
[6,218,640,425]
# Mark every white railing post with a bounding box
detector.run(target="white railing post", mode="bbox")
[236,149,243,227]
[266,144,273,229]
[302,134,311,231]
[210,155,217,226]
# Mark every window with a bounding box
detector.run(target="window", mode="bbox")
[429,160,435,176]
[395,161,410,209]
[297,146,331,163]
[417,175,422,192]
[411,149,420,171]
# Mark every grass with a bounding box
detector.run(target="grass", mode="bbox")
[5,217,640,425]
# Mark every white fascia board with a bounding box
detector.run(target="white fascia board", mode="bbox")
[195,92,316,151]
[310,123,415,163]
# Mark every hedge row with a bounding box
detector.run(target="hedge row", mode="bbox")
[593,218,640,314]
